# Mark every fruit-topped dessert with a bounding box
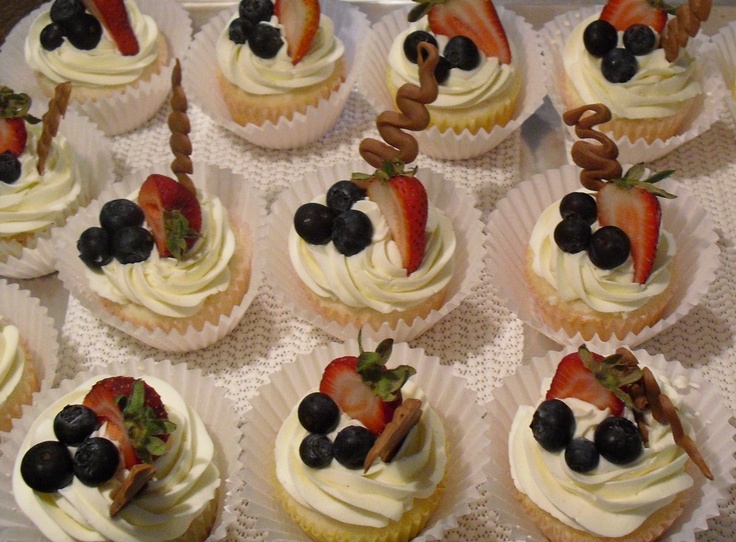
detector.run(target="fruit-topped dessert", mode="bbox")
[509,345,713,541]
[525,103,677,341]
[12,374,220,541]
[275,336,447,542]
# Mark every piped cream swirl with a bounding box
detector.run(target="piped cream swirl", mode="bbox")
[0,324,24,406]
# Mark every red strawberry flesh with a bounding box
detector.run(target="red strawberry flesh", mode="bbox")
[0,118,27,157]
[81,0,140,56]
[274,0,320,65]
[599,0,668,33]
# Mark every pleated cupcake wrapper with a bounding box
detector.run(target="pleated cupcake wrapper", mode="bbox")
[711,20,736,125]
[183,0,368,150]
[241,339,490,541]
[0,357,244,541]
[484,163,720,347]
[539,5,726,164]
[358,6,545,161]
[0,109,114,279]
[54,163,266,352]
[266,160,486,342]
[484,345,736,541]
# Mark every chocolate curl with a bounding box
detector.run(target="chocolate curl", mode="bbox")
[363,398,422,472]
[562,104,623,191]
[36,81,71,175]
[661,0,712,63]
[169,59,195,194]
[359,42,439,169]
[110,463,157,516]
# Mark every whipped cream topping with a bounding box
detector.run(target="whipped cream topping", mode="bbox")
[529,193,674,313]
[0,324,24,406]
[509,374,694,538]
[85,189,235,318]
[275,381,446,528]
[216,14,345,95]
[564,15,701,120]
[0,121,80,237]
[25,0,161,89]
[289,194,455,313]
[13,375,220,542]
[387,18,519,110]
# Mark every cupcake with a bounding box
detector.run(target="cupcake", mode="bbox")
[0,357,243,542]
[242,338,489,541]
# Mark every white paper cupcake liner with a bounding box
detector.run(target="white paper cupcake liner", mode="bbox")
[0,109,114,279]
[266,160,486,342]
[0,0,192,136]
[241,339,490,541]
[54,163,266,352]
[485,345,736,541]
[710,20,736,125]
[485,163,720,347]
[0,357,244,541]
[183,0,368,149]
[358,6,545,161]
[539,6,726,164]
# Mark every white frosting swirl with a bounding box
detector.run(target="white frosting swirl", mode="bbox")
[529,193,674,313]
[216,14,344,95]
[275,381,446,527]
[387,18,518,110]
[289,195,455,313]
[0,324,24,406]
[12,375,220,542]
[85,190,235,318]
[0,121,80,236]
[25,0,160,89]
[564,15,701,119]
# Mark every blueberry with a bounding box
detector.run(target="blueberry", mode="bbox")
[434,56,452,85]
[73,437,120,486]
[40,23,66,51]
[294,202,335,245]
[559,192,597,225]
[601,48,638,83]
[402,31,438,64]
[112,226,154,264]
[332,426,375,469]
[565,437,600,473]
[228,17,254,45]
[588,226,630,269]
[623,24,657,56]
[99,199,145,233]
[77,227,113,269]
[326,180,366,213]
[331,209,373,256]
[583,19,618,57]
[444,36,480,71]
[249,23,282,59]
[0,151,21,184]
[64,13,102,51]
[298,392,340,434]
[594,416,643,465]
[530,399,575,452]
[554,216,592,254]
[54,404,100,446]
[299,434,333,468]
[49,0,85,26]
[20,441,74,492]
[239,0,274,25]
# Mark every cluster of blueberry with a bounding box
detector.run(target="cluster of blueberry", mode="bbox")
[227,0,283,60]
[40,0,103,52]
[583,19,659,83]
[402,30,481,84]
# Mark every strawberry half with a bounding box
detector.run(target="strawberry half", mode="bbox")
[0,118,27,157]
[274,0,320,65]
[81,0,140,56]
[599,0,668,33]
[138,174,202,259]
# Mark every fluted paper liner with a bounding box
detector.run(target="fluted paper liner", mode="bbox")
[711,20,736,125]
[0,357,243,541]
[485,163,719,347]
[266,160,485,342]
[183,0,368,149]
[484,345,736,541]
[241,339,490,541]
[54,163,266,352]
[0,0,192,136]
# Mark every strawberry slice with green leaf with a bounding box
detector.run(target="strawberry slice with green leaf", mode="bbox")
[0,87,41,157]
[274,0,320,65]
[81,0,140,56]
[599,0,668,33]
[0,118,27,157]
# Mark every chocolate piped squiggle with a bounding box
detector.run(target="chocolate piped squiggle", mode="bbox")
[36,81,71,175]
[169,59,195,194]
[562,104,623,191]
[359,42,439,168]
[661,0,712,63]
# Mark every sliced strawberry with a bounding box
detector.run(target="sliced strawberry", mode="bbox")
[81,0,140,56]
[599,0,668,33]
[0,118,27,157]
[274,0,320,65]
[138,174,202,259]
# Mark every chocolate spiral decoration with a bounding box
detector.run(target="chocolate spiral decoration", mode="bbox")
[562,104,623,191]
[36,81,71,175]
[168,59,195,194]
[661,0,712,63]
[359,42,439,169]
